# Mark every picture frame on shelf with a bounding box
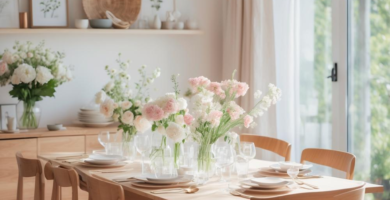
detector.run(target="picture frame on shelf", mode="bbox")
[29,0,69,28]
[0,0,19,28]
[0,104,17,131]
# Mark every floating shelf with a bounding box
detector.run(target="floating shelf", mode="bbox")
[0,29,203,35]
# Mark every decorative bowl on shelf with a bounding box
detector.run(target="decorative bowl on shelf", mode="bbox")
[89,19,113,29]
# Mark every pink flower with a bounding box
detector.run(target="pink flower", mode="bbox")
[143,104,164,121]
[134,116,152,133]
[227,101,245,120]
[207,82,225,99]
[0,61,8,76]
[206,110,223,127]
[184,114,194,125]
[243,115,253,128]
[163,98,178,114]
[189,76,211,92]
[236,82,249,97]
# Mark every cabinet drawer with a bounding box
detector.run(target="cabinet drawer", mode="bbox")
[38,136,85,153]
[86,135,104,153]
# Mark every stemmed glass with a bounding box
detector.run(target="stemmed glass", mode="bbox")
[214,143,235,183]
[287,166,300,189]
[98,131,117,147]
[135,134,151,175]
[239,142,256,176]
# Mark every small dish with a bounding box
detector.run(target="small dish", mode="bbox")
[240,180,289,189]
[144,174,180,181]
[89,19,112,29]
[250,177,288,186]
[278,161,303,171]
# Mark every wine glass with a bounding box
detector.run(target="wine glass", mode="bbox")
[287,166,300,189]
[135,134,151,175]
[98,131,117,147]
[214,143,235,183]
[239,142,256,161]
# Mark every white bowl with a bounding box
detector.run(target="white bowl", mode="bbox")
[278,161,303,171]
[75,19,89,29]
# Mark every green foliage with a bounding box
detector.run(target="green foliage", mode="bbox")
[9,79,57,102]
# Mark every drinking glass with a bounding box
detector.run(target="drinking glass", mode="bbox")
[287,167,300,189]
[236,155,249,180]
[105,142,122,155]
[239,142,256,160]
[214,143,235,183]
[98,131,117,148]
[135,134,151,175]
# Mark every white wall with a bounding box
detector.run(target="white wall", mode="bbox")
[0,0,223,127]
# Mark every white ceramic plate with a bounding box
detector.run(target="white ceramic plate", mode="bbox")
[84,158,118,165]
[134,175,193,185]
[77,161,127,168]
[270,163,313,172]
[74,121,114,127]
[270,163,313,173]
[251,177,287,186]
[144,174,181,181]
[131,181,193,189]
[89,154,123,161]
[237,186,292,194]
[240,180,289,189]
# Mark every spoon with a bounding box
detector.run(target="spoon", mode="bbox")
[151,185,199,194]
[295,180,319,189]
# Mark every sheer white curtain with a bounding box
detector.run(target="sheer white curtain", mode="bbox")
[222,0,278,160]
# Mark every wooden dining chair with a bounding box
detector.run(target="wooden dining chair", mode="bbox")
[240,134,292,161]
[44,162,79,200]
[300,148,356,179]
[16,152,45,200]
[87,174,125,200]
[250,182,365,200]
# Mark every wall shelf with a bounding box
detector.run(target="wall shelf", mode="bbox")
[0,29,203,35]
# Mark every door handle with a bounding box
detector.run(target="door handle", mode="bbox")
[327,63,337,82]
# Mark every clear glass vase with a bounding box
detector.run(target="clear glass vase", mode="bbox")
[17,101,40,130]
[122,131,136,161]
[196,140,215,185]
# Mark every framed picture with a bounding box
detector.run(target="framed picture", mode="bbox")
[29,0,69,28]
[0,104,17,130]
[0,0,19,28]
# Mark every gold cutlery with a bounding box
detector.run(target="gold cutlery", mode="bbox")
[295,180,319,189]
[151,185,199,194]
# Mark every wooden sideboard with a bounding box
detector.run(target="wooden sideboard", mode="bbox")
[0,125,117,200]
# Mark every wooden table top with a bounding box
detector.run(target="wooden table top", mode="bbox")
[0,125,118,140]
[38,153,384,200]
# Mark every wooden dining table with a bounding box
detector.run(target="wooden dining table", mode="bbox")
[38,153,384,200]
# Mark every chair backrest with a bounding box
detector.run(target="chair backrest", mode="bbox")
[15,152,45,200]
[87,174,125,200]
[240,134,291,161]
[300,148,356,179]
[44,162,79,200]
[250,182,365,200]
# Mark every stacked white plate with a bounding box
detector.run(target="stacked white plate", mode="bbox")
[130,174,193,188]
[238,177,292,193]
[77,107,114,127]
[79,154,126,168]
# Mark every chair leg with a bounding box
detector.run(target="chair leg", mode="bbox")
[16,174,23,200]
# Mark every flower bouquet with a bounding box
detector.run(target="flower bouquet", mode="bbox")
[95,54,161,159]
[187,71,282,180]
[0,41,72,129]
[143,75,193,168]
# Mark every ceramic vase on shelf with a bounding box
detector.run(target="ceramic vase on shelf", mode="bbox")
[151,15,162,29]
[16,101,41,130]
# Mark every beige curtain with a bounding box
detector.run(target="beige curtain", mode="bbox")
[222,0,277,140]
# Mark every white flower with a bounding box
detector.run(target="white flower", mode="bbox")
[112,113,120,121]
[134,116,151,133]
[110,69,116,74]
[125,89,133,98]
[35,66,53,84]
[100,98,115,117]
[46,52,55,61]
[15,64,36,83]
[121,101,132,110]
[177,98,187,110]
[27,52,34,58]
[153,68,161,78]
[121,111,134,125]
[104,82,115,91]
[147,77,154,84]
[54,63,66,80]
[254,90,262,99]
[95,91,106,104]
[175,115,185,126]
[2,51,13,64]
[19,52,27,59]
[11,55,19,63]
[157,125,166,136]
[134,100,141,107]
[11,73,21,85]
[165,122,185,143]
